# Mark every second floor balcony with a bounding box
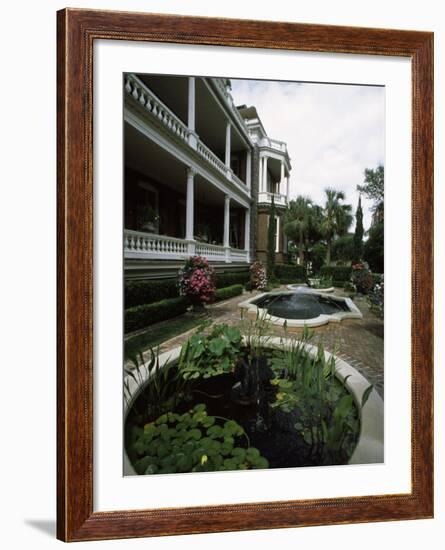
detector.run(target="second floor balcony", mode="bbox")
[258,191,288,208]
[124,73,252,202]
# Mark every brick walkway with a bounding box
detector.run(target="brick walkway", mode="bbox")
[158,287,384,399]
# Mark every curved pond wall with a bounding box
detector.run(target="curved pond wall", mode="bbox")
[123,338,383,474]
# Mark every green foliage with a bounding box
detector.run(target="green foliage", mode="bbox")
[215,271,250,288]
[214,284,243,302]
[353,196,364,261]
[125,279,179,308]
[319,265,352,283]
[332,234,354,263]
[179,324,243,380]
[284,196,313,265]
[368,275,384,318]
[269,338,365,460]
[125,297,188,333]
[241,309,273,359]
[351,262,374,294]
[364,222,384,273]
[274,264,306,283]
[310,242,327,273]
[309,276,333,289]
[124,348,186,419]
[357,165,384,208]
[128,404,269,474]
[321,188,353,265]
[266,196,277,280]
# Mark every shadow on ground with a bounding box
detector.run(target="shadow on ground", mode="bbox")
[24,519,56,538]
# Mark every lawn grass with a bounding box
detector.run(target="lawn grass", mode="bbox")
[124,313,208,359]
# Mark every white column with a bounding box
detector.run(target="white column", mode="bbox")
[286,175,290,200]
[225,121,231,168]
[187,77,195,131]
[259,156,263,192]
[246,150,252,188]
[223,195,230,247]
[244,208,250,261]
[186,168,195,241]
[262,156,268,192]
[280,161,285,195]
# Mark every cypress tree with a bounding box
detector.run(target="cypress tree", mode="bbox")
[267,196,277,281]
[353,196,364,262]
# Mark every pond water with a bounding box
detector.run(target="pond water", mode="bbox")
[251,292,351,320]
[125,358,358,471]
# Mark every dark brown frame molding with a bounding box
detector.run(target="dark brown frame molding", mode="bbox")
[57,8,434,542]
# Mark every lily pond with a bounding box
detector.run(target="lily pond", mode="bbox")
[124,318,371,476]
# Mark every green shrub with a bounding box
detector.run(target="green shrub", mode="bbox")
[125,296,188,333]
[274,264,305,283]
[320,265,352,283]
[215,271,250,288]
[214,284,243,302]
[125,279,179,308]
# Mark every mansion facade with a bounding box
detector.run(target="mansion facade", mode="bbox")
[124,74,292,280]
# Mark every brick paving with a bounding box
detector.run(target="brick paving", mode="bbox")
[158,287,384,399]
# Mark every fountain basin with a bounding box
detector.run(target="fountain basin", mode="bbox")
[287,283,335,293]
[239,290,362,329]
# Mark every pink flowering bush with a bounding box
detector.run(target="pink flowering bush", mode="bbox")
[179,256,216,307]
[250,261,268,291]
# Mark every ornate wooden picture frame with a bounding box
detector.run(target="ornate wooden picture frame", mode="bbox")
[57,8,433,542]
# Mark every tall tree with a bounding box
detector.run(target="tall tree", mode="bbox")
[353,196,364,261]
[320,188,353,265]
[357,165,384,224]
[364,222,384,273]
[283,196,313,265]
[266,195,277,280]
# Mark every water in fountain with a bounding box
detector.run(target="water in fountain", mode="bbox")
[252,292,350,320]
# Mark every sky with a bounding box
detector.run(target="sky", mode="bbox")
[230,79,385,231]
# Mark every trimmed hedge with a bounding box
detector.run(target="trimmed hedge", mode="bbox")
[125,272,249,308]
[215,271,250,289]
[214,284,243,302]
[320,266,352,283]
[125,296,188,333]
[125,279,179,308]
[274,264,306,283]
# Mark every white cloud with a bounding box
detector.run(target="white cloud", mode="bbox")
[230,79,385,231]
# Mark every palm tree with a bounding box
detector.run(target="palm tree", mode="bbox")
[321,188,353,265]
[283,196,313,265]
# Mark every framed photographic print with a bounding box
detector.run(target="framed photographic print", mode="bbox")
[57,8,433,542]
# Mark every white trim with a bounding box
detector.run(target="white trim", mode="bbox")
[239,291,363,328]
[124,110,250,208]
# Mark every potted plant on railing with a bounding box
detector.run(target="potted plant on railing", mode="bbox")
[179,255,216,311]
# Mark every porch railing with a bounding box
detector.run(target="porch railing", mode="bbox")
[125,74,191,145]
[124,230,249,263]
[258,191,288,207]
[125,74,249,197]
